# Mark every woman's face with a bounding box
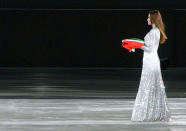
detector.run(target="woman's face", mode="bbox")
[147,14,151,25]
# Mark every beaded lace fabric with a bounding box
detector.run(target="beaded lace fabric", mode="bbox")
[131,24,171,122]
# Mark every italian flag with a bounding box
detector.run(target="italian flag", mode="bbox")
[122,38,144,52]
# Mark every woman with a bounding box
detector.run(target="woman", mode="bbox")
[131,10,172,122]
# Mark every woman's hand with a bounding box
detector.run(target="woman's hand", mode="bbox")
[129,48,135,52]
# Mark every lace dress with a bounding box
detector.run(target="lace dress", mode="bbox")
[131,24,171,122]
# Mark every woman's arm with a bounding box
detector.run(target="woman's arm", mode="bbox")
[140,30,156,53]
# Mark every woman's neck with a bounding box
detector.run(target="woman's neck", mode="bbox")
[152,24,156,28]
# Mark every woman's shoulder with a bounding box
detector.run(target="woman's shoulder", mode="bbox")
[145,28,160,39]
[151,27,160,33]
[149,27,160,37]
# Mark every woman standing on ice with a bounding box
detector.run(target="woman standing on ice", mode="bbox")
[131,10,172,122]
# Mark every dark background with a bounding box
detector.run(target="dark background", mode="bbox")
[0,0,185,67]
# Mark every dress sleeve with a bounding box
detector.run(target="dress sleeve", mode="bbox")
[140,30,156,53]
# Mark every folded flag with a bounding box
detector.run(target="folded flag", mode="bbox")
[122,38,144,52]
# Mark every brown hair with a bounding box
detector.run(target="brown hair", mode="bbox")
[149,10,167,44]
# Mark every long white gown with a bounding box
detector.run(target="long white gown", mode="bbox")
[131,24,171,122]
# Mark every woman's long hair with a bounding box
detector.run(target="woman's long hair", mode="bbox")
[149,10,167,44]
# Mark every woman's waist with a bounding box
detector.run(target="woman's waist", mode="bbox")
[144,50,158,55]
[143,52,159,58]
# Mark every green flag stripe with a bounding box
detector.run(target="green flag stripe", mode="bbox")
[125,39,144,43]
[130,38,144,41]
